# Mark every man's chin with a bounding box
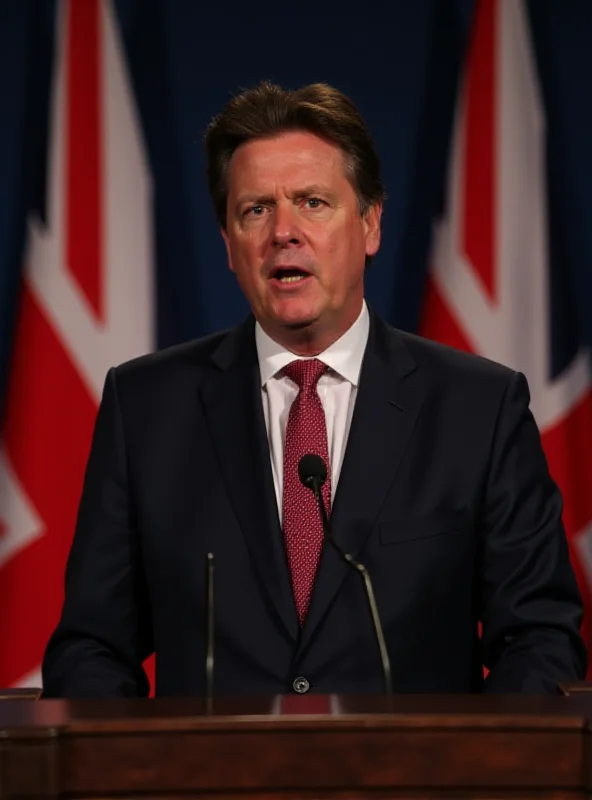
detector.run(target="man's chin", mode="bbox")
[261,302,325,339]
[275,309,324,332]
[283,317,317,331]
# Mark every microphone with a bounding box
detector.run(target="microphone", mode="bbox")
[298,454,393,696]
[205,551,215,713]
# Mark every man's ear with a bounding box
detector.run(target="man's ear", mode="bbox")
[363,202,382,258]
[221,228,235,273]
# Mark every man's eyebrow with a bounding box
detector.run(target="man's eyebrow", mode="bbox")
[234,186,337,210]
[235,193,276,208]
[291,185,336,199]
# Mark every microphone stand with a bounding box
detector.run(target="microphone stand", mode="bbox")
[311,479,393,697]
[205,551,215,714]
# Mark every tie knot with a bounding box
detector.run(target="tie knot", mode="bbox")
[283,358,327,390]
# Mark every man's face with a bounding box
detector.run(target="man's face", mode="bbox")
[222,130,381,352]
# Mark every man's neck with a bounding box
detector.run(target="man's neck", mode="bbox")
[260,307,365,357]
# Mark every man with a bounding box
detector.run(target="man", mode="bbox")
[42,82,586,697]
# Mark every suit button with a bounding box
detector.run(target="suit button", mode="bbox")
[292,676,310,694]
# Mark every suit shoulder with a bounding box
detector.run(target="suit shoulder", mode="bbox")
[395,328,516,384]
[110,329,231,387]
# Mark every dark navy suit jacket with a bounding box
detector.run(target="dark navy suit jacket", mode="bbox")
[42,312,587,697]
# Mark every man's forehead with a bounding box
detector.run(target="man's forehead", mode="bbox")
[228,132,348,186]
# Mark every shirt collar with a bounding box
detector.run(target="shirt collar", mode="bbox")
[255,300,370,388]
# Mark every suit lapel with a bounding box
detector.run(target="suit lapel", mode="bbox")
[200,319,299,643]
[299,313,425,652]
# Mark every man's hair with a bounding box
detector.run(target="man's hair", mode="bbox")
[204,81,386,230]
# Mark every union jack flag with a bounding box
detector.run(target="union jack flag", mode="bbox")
[0,0,153,689]
[422,0,592,668]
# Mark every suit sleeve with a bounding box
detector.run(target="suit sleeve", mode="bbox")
[42,368,153,697]
[480,370,587,692]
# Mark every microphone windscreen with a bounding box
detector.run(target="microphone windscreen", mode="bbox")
[298,453,327,488]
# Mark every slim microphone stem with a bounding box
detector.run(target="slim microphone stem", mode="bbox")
[312,480,392,697]
[205,551,215,713]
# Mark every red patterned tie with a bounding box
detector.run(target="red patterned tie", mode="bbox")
[282,359,331,625]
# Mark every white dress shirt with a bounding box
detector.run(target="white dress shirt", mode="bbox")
[256,301,370,523]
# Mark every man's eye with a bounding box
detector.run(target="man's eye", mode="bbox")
[305,197,324,209]
[245,204,265,217]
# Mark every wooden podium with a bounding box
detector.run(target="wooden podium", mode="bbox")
[2,691,592,798]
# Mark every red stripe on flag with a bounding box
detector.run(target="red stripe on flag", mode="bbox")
[542,390,592,539]
[462,0,497,302]
[542,390,592,667]
[66,0,104,321]
[0,283,97,686]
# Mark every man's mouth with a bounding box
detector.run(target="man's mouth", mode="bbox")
[269,267,312,284]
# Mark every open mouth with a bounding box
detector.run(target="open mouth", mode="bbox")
[270,267,312,284]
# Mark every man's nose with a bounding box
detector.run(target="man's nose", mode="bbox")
[271,202,302,247]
